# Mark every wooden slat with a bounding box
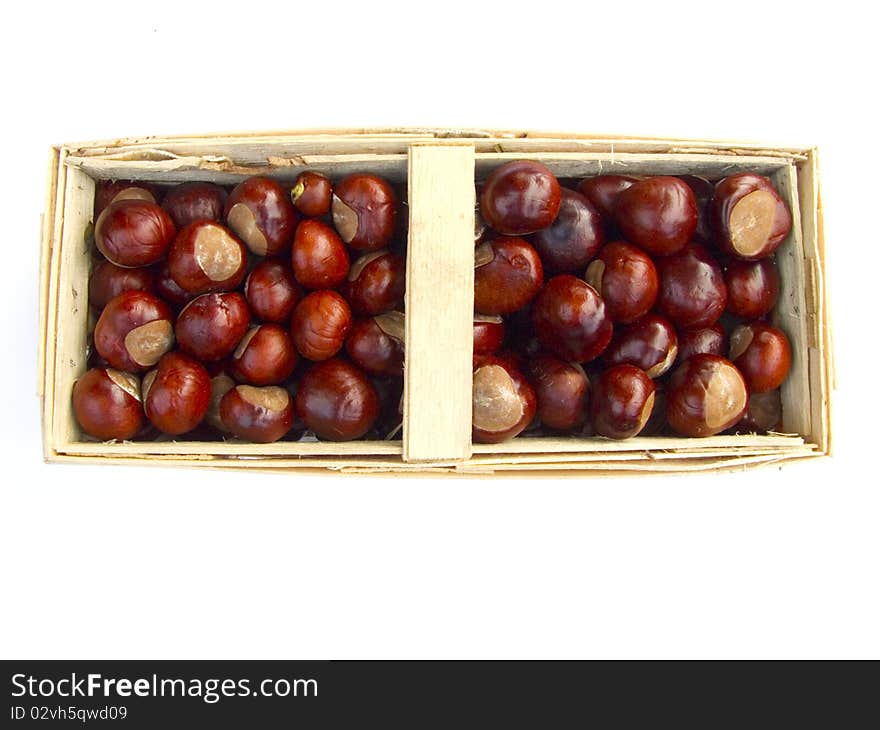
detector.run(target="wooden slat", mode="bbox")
[61,440,402,457]
[403,144,476,462]
[37,146,61,397]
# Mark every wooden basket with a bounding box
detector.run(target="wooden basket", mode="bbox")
[38,129,833,475]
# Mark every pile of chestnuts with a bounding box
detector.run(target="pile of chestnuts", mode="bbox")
[75,171,406,443]
[471,161,793,443]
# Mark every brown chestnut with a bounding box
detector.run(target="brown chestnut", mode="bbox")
[680,175,714,243]
[295,359,380,441]
[229,324,298,385]
[225,176,298,256]
[532,188,604,273]
[332,173,397,250]
[175,292,251,361]
[711,173,792,260]
[342,250,406,316]
[243,258,302,324]
[291,290,352,361]
[88,260,155,310]
[345,311,405,376]
[220,384,294,443]
[532,275,613,363]
[95,199,176,267]
[154,262,194,308]
[577,175,638,221]
[666,354,748,437]
[591,364,655,439]
[525,355,589,432]
[94,181,157,216]
[732,389,783,434]
[167,221,247,294]
[292,219,350,290]
[142,352,211,435]
[94,291,175,372]
[72,368,144,440]
[615,176,697,256]
[676,324,727,364]
[584,241,658,324]
[206,373,236,432]
[724,258,780,319]
[480,160,561,235]
[472,356,537,443]
[729,323,791,393]
[656,243,727,329]
[473,315,505,358]
[290,171,332,217]
[161,181,227,228]
[474,238,544,315]
[603,314,678,378]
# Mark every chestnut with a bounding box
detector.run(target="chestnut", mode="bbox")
[154,262,194,308]
[295,359,380,441]
[641,380,668,436]
[88,260,155,310]
[532,275,613,363]
[342,250,406,316]
[473,315,505,358]
[244,258,302,324]
[577,175,638,221]
[206,373,236,432]
[175,292,251,361]
[94,291,175,372]
[603,314,678,378]
[332,173,397,250]
[474,238,543,315]
[591,364,655,439]
[676,324,727,364]
[161,181,227,228]
[345,311,405,376]
[167,221,247,294]
[228,324,298,385]
[290,171,332,217]
[220,385,294,443]
[472,356,537,443]
[95,199,176,267]
[532,188,604,273]
[724,258,780,319]
[732,389,783,434]
[292,219,350,289]
[711,173,792,260]
[666,354,748,437]
[679,175,714,243]
[525,355,589,432]
[480,160,561,235]
[225,176,298,256]
[291,290,352,361]
[72,368,144,440]
[729,323,791,393]
[656,243,727,329]
[94,181,157,216]
[141,352,211,435]
[584,241,658,324]
[614,176,697,256]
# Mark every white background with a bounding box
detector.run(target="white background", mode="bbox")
[1,1,877,659]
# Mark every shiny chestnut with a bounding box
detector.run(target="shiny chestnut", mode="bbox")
[724,258,780,319]
[88,260,155,310]
[711,173,792,260]
[292,219,350,290]
[142,352,211,435]
[229,324,298,385]
[332,173,397,250]
[615,176,697,256]
[584,241,658,324]
[244,258,302,323]
[94,181,157,216]
[291,290,352,361]
[577,175,638,221]
[220,385,294,443]
[72,368,144,440]
[666,354,748,437]
[680,175,714,243]
[733,389,783,434]
[95,199,176,267]
[525,355,589,432]
[603,314,678,378]
[295,359,380,441]
[532,275,612,363]
[345,311,405,376]
[591,364,656,440]
[473,315,505,358]
[676,324,727,364]
[656,243,727,329]
[290,171,332,217]
[175,292,251,361]
[472,356,536,443]
[729,323,791,393]
[532,188,604,273]
[154,262,194,308]
[342,250,405,316]
[480,160,561,235]
[94,291,174,372]
[206,373,236,432]
[225,176,298,256]
[474,238,543,315]
[167,221,247,294]
[161,181,227,228]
